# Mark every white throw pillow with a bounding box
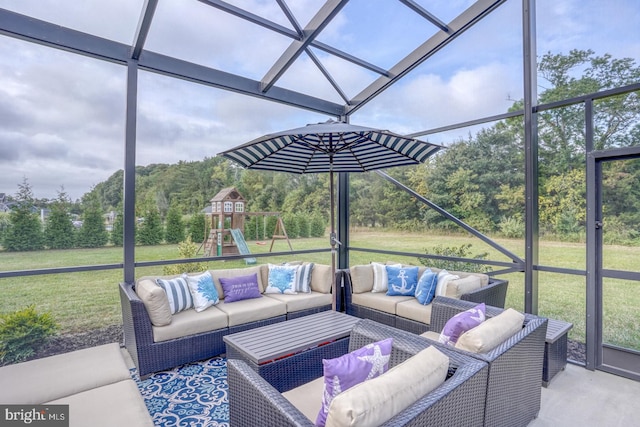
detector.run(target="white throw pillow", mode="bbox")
[265,264,298,294]
[371,262,401,293]
[183,271,219,312]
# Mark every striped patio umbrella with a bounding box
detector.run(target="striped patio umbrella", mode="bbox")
[219,120,443,310]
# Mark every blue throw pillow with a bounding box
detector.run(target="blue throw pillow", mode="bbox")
[386,265,419,296]
[414,268,438,305]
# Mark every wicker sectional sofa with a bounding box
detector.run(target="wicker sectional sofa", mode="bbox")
[228,318,489,427]
[120,263,338,377]
[343,263,509,334]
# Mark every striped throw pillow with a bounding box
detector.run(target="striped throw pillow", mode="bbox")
[156,277,194,314]
[295,263,314,293]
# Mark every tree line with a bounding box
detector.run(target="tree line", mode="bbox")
[1,50,639,252]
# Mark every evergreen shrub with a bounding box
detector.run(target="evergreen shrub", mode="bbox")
[418,244,491,273]
[0,305,58,366]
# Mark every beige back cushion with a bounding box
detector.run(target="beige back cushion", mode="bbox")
[447,270,489,287]
[455,308,526,353]
[326,346,449,427]
[445,275,483,299]
[209,265,266,296]
[349,265,374,293]
[310,264,333,294]
[135,279,172,326]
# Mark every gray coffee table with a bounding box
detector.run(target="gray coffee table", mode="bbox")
[224,311,361,392]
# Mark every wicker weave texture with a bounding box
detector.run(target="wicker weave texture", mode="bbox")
[120,275,338,377]
[461,278,509,308]
[286,305,332,320]
[120,282,231,377]
[428,297,548,427]
[228,318,488,427]
[543,333,568,386]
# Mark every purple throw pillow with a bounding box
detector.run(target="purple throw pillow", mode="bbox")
[439,303,486,346]
[315,338,393,426]
[219,273,262,303]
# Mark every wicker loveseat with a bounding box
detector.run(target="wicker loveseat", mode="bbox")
[228,319,489,427]
[422,297,548,427]
[343,263,509,334]
[120,263,340,377]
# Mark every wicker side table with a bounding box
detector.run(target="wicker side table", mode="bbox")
[543,318,573,387]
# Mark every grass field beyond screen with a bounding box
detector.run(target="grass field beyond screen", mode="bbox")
[1,231,638,351]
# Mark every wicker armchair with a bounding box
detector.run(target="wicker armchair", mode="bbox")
[426,297,548,427]
[228,319,489,427]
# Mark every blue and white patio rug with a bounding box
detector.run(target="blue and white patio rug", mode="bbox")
[131,356,229,427]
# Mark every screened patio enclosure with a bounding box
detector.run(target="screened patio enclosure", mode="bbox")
[0,0,639,381]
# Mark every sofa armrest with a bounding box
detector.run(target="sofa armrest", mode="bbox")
[428,296,548,360]
[460,277,508,308]
[119,282,155,371]
[227,359,314,427]
[341,268,354,308]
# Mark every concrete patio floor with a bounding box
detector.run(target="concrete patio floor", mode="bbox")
[531,363,640,426]
[125,344,640,427]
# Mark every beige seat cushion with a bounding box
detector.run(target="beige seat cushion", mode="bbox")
[152,305,228,342]
[283,376,324,422]
[310,264,333,294]
[396,299,433,324]
[215,296,286,327]
[326,346,449,427]
[46,379,154,427]
[351,292,413,315]
[455,308,526,353]
[0,343,131,404]
[263,292,332,313]
[135,279,172,326]
[420,330,441,341]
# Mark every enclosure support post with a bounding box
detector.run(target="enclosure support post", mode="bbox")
[123,61,138,284]
[585,98,600,371]
[522,0,539,314]
[337,172,350,270]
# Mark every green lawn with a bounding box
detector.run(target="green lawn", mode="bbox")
[1,231,638,351]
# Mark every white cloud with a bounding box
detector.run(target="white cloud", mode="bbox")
[0,0,637,200]
[354,62,519,137]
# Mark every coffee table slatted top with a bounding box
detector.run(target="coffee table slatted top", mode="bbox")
[224,311,360,365]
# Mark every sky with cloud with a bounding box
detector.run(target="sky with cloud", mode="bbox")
[0,0,638,200]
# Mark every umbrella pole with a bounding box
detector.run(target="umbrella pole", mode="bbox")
[330,168,337,311]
